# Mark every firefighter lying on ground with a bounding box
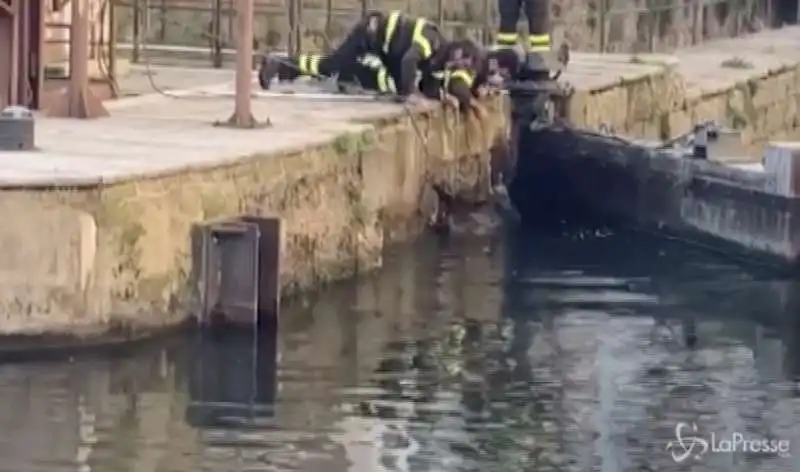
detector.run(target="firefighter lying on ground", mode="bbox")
[344,53,478,112]
[258,11,479,104]
[353,42,526,112]
[339,39,490,112]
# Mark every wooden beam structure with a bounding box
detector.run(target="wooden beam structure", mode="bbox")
[47,0,108,118]
[0,1,45,110]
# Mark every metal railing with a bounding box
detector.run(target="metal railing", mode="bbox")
[112,0,771,68]
[592,0,771,53]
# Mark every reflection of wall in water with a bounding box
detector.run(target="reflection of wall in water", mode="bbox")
[0,345,189,472]
[0,365,85,472]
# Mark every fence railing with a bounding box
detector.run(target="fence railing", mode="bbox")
[112,0,771,68]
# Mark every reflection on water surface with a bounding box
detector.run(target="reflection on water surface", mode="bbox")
[0,228,799,472]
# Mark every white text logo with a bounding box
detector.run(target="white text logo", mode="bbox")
[666,422,790,462]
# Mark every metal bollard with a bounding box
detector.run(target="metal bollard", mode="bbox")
[0,106,35,151]
[691,123,708,160]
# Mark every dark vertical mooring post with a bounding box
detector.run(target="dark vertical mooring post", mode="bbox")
[48,0,108,118]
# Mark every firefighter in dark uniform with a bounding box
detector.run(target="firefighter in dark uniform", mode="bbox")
[344,54,397,95]
[259,11,467,104]
[339,39,487,113]
[341,55,478,112]
[494,0,551,54]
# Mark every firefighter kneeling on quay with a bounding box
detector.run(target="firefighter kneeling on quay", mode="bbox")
[257,11,512,113]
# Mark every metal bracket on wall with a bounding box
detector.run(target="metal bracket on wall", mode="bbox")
[196,215,281,330]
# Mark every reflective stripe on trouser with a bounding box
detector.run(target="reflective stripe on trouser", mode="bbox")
[493,32,519,48]
[496,0,520,47]
[298,54,321,75]
[383,11,433,59]
[376,68,396,93]
[528,33,550,52]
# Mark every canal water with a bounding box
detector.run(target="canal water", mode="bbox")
[0,222,799,472]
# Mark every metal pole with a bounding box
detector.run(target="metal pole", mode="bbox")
[70,0,90,112]
[295,0,303,55]
[48,0,108,118]
[18,0,33,106]
[108,0,120,97]
[32,0,46,109]
[224,0,264,128]
[325,0,333,51]
[9,0,20,105]
[287,0,296,56]
[132,0,140,63]
[108,0,117,84]
[211,0,222,68]
[159,0,167,42]
[598,0,606,52]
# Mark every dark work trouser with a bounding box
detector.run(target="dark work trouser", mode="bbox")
[274,18,372,82]
[495,0,551,51]
[341,62,396,94]
[382,22,444,98]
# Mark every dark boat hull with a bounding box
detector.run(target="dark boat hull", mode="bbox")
[508,125,649,227]
[507,124,800,268]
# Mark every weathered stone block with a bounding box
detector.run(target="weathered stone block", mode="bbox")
[666,109,692,138]
[565,90,590,124]
[0,97,508,338]
[626,77,659,123]
[0,200,98,334]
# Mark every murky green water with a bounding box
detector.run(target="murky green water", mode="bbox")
[0,224,799,472]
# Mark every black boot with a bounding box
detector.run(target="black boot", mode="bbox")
[258,55,279,89]
[258,55,301,89]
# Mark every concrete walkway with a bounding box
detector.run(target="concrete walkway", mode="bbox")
[674,27,800,99]
[4,27,800,186]
[0,54,667,186]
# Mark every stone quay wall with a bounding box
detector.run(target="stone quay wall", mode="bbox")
[0,102,507,341]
